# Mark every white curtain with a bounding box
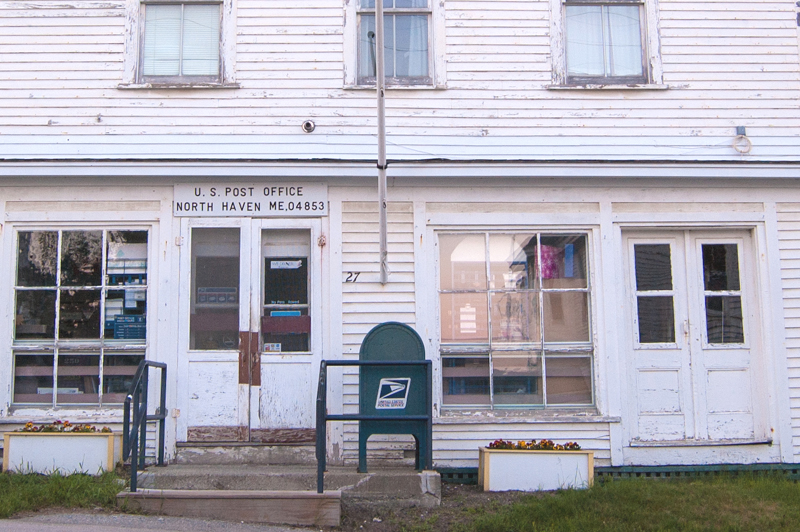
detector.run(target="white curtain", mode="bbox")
[359,12,428,79]
[182,5,220,76]
[143,5,182,76]
[143,4,219,77]
[606,5,643,77]
[566,4,642,78]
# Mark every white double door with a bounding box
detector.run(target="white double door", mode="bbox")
[181,218,322,442]
[623,230,766,444]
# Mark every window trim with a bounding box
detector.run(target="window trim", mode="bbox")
[549,0,664,88]
[121,0,237,89]
[344,0,446,88]
[11,227,151,408]
[436,231,596,410]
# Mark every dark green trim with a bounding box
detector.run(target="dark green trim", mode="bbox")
[437,464,800,485]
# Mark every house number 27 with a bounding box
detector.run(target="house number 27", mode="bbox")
[345,272,361,282]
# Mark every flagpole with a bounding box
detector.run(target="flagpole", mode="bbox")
[375,0,388,285]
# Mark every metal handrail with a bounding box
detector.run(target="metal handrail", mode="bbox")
[315,359,433,493]
[123,360,167,492]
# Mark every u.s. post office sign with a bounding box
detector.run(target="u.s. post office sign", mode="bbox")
[174,183,328,217]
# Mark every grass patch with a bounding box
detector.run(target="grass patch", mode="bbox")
[452,475,800,532]
[0,471,124,518]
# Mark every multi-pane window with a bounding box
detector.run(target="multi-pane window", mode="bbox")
[438,233,593,407]
[13,230,148,406]
[140,2,221,82]
[565,0,646,84]
[357,0,431,84]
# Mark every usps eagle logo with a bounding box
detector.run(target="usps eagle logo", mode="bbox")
[375,378,411,409]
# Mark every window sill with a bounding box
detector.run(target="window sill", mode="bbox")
[344,84,446,91]
[629,438,772,448]
[118,82,240,90]
[436,409,620,424]
[547,83,669,91]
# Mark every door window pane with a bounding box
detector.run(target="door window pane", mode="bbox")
[544,356,592,405]
[191,228,240,350]
[492,351,543,405]
[635,244,673,291]
[706,296,744,344]
[442,356,490,405]
[262,230,311,353]
[703,244,740,291]
[637,296,676,343]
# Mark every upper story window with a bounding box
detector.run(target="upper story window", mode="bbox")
[12,229,148,406]
[140,2,221,83]
[438,232,594,408]
[354,0,435,86]
[121,0,235,88]
[565,1,645,83]
[549,0,664,88]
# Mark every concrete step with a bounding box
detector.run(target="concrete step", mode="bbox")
[136,464,441,507]
[117,488,341,527]
[175,443,316,466]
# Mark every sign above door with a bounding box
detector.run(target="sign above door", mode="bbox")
[173,183,328,217]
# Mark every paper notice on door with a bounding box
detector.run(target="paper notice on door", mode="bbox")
[264,343,282,353]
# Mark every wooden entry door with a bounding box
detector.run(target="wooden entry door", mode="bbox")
[182,219,321,443]
[623,230,765,444]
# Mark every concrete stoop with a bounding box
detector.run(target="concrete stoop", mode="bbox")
[175,443,317,466]
[119,465,440,527]
[117,488,341,527]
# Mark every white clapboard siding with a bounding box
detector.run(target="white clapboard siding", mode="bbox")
[340,201,416,462]
[432,422,611,468]
[776,203,800,460]
[0,0,798,160]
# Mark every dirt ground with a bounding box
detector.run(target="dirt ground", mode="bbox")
[339,483,533,532]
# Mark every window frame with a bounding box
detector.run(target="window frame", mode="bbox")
[121,0,237,88]
[138,0,223,85]
[344,0,446,88]
[356,0,433,86]
[436,231,596,410]
[11,227,151,407]
[550,0,664,88]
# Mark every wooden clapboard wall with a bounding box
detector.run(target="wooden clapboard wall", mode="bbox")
[0,0,797,160]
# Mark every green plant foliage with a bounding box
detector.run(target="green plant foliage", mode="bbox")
[455,475,800,532]
[0,471,122,518]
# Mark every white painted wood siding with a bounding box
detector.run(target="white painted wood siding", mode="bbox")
[776,203,800,460]
[1,0,798,161]
[433,421,611,468]
[340,201,416,462]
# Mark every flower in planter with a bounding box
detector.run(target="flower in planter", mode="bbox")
[15,420,112,433]
[487,439,581,450]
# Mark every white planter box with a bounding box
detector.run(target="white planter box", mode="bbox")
[3,432,122,475]
[478,447,594,492]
